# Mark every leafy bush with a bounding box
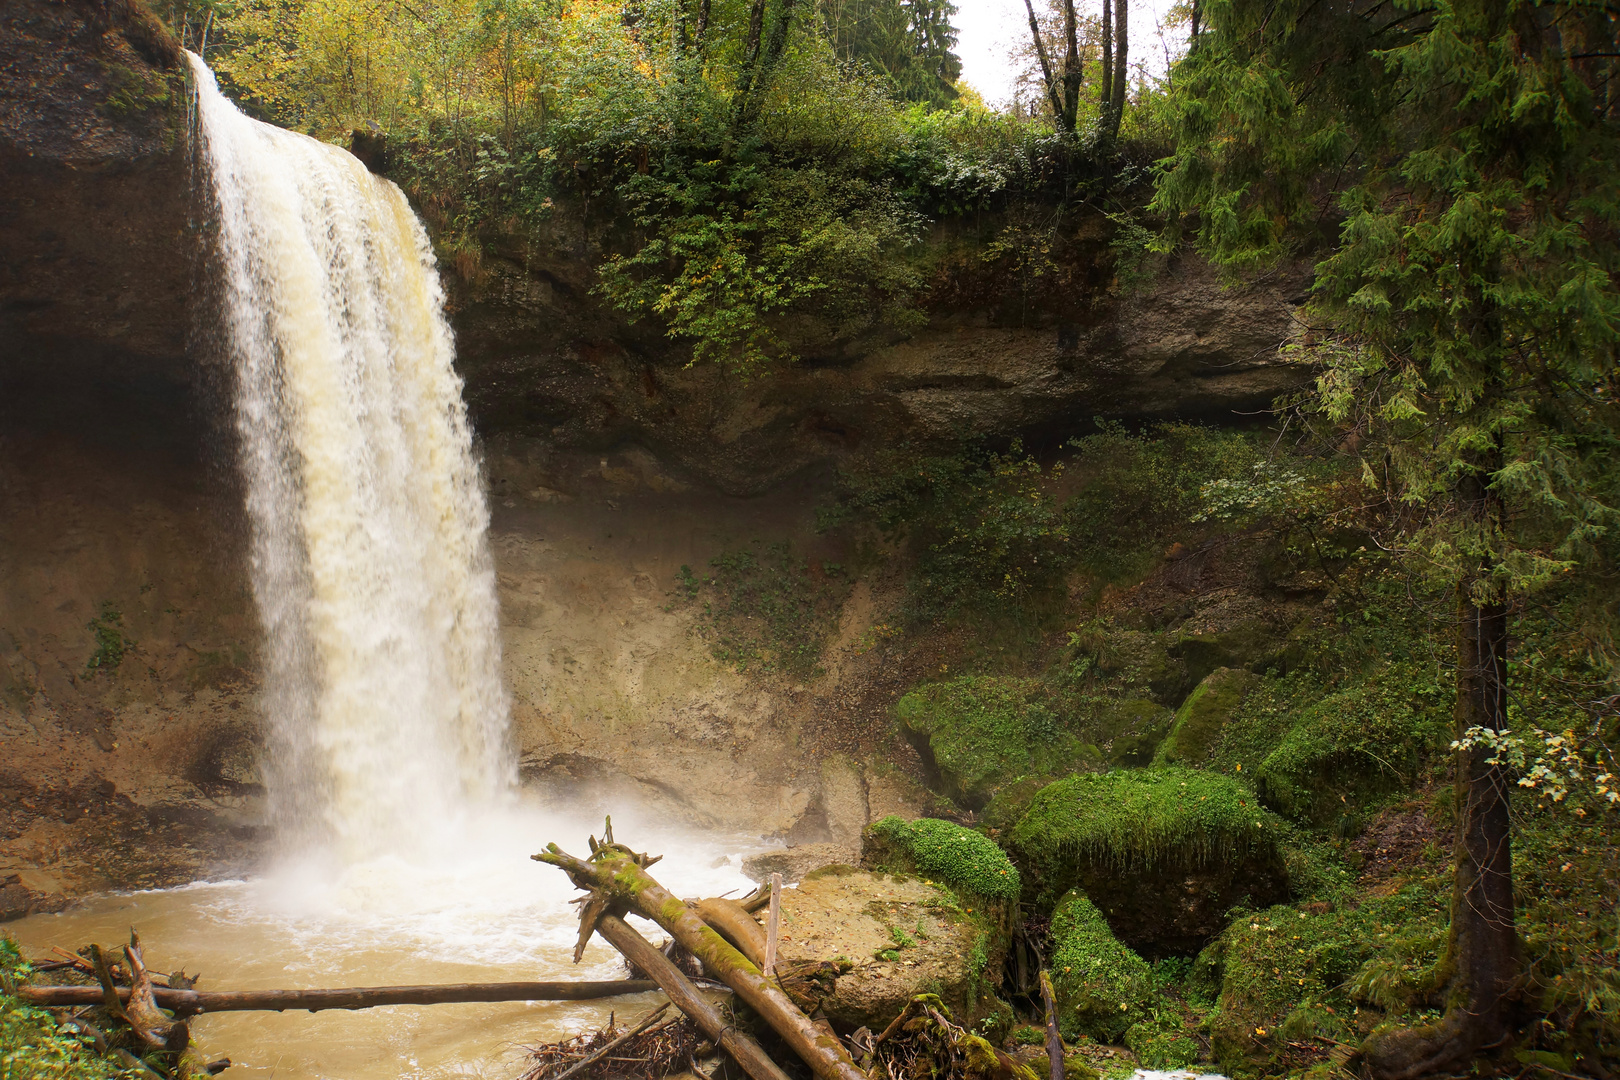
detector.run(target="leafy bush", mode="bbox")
[1064,423,1265,582]
[1,939,130,1080]
[823,441,1070,620]
[1047,889,1153,1042]
[864,816,1021,903]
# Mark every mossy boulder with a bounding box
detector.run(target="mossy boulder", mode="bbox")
[896,677,1098,808]
[1066,626,1190,705]
[1048,889,1153,1042]
[1008,768,1291,953]
[1169,617,1290,684]
[1124,1020,1200,1069]
[1252,673,1444,824]
[1155,667,1258,766]
[862,816,1021,913]
[1088,697,1175,766]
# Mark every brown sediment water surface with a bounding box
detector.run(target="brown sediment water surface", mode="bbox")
[8,806,757,1079]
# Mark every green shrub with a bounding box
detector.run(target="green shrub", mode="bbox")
[1,940,131,1080]
[822,442,1071,620]
[863,816,1021,904]
[895,676,1093,806]
[1048,890,1153,1042]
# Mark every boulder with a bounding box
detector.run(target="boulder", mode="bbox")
[1009,768,1291,954]
[1048,889,1152,1043]
[1155,667,1259,766]
[764,866,994,1031]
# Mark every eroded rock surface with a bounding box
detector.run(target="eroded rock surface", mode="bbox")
[765,866,984,1031]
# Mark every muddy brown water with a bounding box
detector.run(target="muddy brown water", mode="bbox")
[7,807,761,1079]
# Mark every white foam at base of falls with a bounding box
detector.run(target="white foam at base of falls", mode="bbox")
[187,52,513,862]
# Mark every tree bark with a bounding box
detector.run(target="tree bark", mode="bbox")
[1022,0,1065,125]
[535,843,867,1080]
[594,915,790,1080]
[1106,0,1127,140]
[693,897,768,966]
[1058,0,1081,131]
[1364,473,1519,1079]
[1039,970,1064,1080]
[20,979,659,1016]
[1099,0,1113,114]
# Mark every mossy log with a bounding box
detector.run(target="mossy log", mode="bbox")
[534,837,867,1080]
[593,914,789,1080]
[692,897,768,965]
[19,979,659,1015]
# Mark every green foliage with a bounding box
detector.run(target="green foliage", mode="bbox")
[1047,889,1153,1042]
[894,676,1093,806]
[823,441,1070,620]
[670,541,849,677]
[1009,1024,1045,1046]
[1063,423,1266,583]
[1155,0,1620,605]
[0,940,132,1080]
[1123,1016,1199,1070]
[821,0,961,107]
[599,160,925,371]
[1010,767,1286,882]
[864,815,1021,902]
[85,603,134,675]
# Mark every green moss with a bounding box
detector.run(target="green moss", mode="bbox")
[85,603,134,675]
[1048,890,1153,1042]
[1169,618,1291,685]
[1010,767,1286,883]
[1155,667,1258,765]
[1251,669,1446,823]
[1124,1020,1199,1069]
[1010,1025,1046,1046]
[1200,881,1451,1079]
[896,677,1094,806]
[863,816,1021,903]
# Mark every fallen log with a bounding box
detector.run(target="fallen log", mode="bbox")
[690,897,766,966]
[595,915,789,1080]
[535,833,866,1080]
[18,979,660,1016]
[1039,970,1064,1080]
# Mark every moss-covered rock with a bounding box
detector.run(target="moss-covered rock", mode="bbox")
[1065,625,1190,705]
[1124,1019,1200,1069]
[862,816,1021,908]
[1048,889,1153,1042]
[1009,768,1290,952]
[1252,673,1444,824]
[1091,698,1175,766]
[896,677,1096,808]
[1169,617,1290,684]
[1155,667,1258,765]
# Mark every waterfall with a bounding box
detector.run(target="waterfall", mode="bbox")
[187,53,515,860]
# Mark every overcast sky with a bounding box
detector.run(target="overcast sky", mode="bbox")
[952,0,1188,108]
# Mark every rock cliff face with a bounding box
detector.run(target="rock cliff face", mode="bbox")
[0,0,1310,901]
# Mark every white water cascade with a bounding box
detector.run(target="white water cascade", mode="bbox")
[187,52,516,860]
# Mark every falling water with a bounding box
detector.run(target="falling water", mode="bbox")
[187,52,515,859]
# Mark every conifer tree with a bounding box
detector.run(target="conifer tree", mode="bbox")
[1154,1,1620,1073]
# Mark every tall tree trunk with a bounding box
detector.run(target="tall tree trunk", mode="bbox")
[1106,0,1127,140]
[1022,0,1064,124]
[1099,0,1113,113]
[732,0,768,122]
[1058,0,1081,132]
[1364,471,1519,1080]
